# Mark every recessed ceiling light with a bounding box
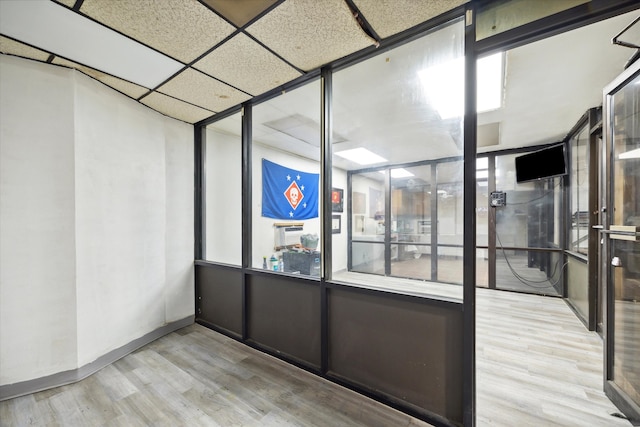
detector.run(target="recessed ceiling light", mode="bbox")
[0,0,183,88]
[335,147,387,165]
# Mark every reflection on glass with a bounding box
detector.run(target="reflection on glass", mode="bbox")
[330,17,465,297]
[476,249,489,288]
[251,81,321,276]
[477,156,489,287]
[612,240,640,407]
[570,125,589,254]
[437,161,464,246]
[495,249,562,295]
[391,246,431,280]
[494,153,564,294]
[610,72,640,406]
[392,165,431,243]
[351,242,385,274]
[476,0,590,40]
[205,113,242,265]
[438,246,463,284]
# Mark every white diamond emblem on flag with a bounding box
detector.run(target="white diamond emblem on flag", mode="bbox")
[284,181,304,210]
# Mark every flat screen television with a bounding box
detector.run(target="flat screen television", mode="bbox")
[515,144,567,183]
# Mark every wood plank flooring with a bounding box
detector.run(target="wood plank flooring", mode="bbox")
[0,288,633,426]
[0,325,432,427]
[476,288,630,426]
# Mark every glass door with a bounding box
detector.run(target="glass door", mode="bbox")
[603,62,640,423]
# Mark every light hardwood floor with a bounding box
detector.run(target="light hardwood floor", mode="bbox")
[476,288,630,426]
[0,288,633,426]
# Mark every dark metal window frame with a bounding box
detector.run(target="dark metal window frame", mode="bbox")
[603,59,640,424]
[346,155,465,283]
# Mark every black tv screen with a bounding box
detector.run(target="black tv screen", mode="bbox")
[515,144,567,183]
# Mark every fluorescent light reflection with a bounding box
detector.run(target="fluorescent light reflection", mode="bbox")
[418,57,464,119]
[619,148,640,159]
[476,170,489,179]
[477,52,503,112]
[379,168,415,178]
[417,52,504,119]
[335,147,387,165]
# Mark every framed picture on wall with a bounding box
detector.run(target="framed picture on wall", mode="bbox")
[332,215,341,234]
[332,188,343,212]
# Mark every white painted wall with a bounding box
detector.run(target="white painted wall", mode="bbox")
[0,55,194,385]
[0,56,78,384]
[163,117,195,323]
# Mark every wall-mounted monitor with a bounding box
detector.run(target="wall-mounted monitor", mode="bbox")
[515,144,567,183]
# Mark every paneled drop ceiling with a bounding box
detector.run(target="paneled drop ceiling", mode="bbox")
[0,0,466,124]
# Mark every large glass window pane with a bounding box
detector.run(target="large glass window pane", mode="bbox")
[610,72,640,407]
[494,153,564,295]
[476,0,590,40]
[390,165,432,280]
[476,156,489,287]
[570,125,589,254]
[349,171,386,275]
[437,161,464,285]
[331,17,464,299]
[205,113,242,265]
[251,81,321,276]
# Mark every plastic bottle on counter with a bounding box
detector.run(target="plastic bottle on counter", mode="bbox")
[279,257,284,272]
[262,256,267,269]
[312,256,320,277]
[270,254,278,271]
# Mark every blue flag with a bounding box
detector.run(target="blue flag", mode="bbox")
[262,159,319,220]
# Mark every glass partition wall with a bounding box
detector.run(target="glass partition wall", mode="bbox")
[192,3,640,426]
[493,153,564,295]
[196,13,472,426]
[331,18,466,300]
[604,63,640,423]
[204,113,242,265]
[251,81,321,276]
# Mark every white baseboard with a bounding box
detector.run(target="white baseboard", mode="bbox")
[0,316,194,401]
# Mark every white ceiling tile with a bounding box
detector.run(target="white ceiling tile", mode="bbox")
[246,0,375,71]
[193,33,302,96]
[141,91,215,124]
[0,36,51,61]
[52,57,150,99]
[81,0,236,64]
[157,68,251,112]
[354,0,468,39]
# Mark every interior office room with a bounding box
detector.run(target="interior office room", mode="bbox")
[1,1,639,426]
